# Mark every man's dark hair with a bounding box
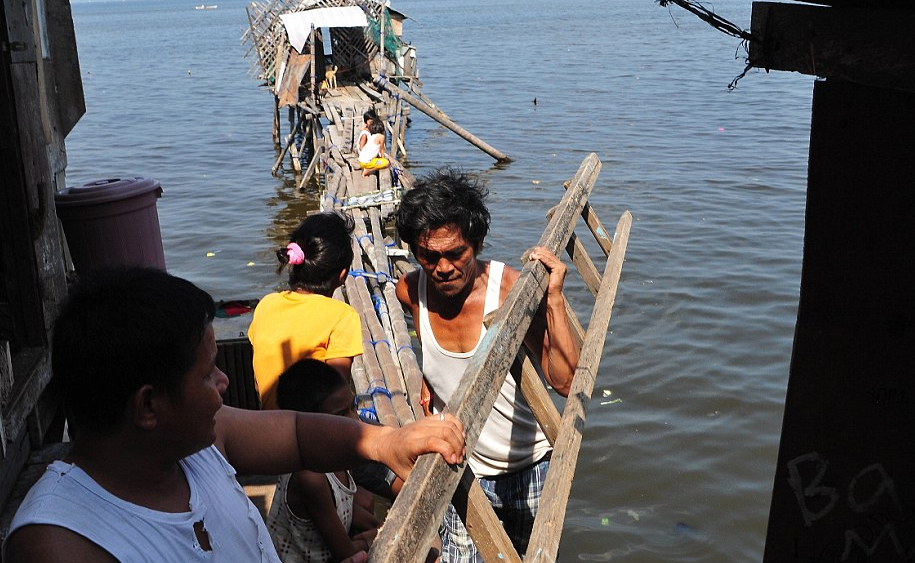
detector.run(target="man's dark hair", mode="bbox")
[277,212,355,295]
[276,358,347,413]
[52,266,216,434]
[395,167,490,252]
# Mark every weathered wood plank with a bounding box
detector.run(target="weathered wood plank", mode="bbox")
[45,0,85,137]
[368,154,601,563]
[524,210,632,563]
[749,2,915,93]
[452,468,523,563]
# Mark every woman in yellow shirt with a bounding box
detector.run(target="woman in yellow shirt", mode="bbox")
[248,212,362,410]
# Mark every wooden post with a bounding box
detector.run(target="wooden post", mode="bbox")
[309,25,316,107]
[367,154,601,563]
[375,76,510,163]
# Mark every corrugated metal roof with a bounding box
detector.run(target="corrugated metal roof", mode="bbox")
[281,7,368,53]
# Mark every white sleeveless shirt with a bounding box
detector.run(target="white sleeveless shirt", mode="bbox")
[418,260,551,476]
[4,446,280,562]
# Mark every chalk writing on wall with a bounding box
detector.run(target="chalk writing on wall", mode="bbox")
[786,452,914,561]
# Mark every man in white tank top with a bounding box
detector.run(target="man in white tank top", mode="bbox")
[395,169,580,562]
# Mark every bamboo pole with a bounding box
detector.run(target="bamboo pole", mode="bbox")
[452,469,523,563]
[309,25,317,107]
[345,239,398,427]
[272,116,308,176]
[524,210,631,563]
[350,209,414,426]
[375,76,510,163]
[367,154,601,563]
[296,137,323,191]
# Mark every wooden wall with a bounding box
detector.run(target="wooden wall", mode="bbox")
[763,79,915,563]
[0,0,83,519]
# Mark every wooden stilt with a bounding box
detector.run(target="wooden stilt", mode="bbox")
[375,76,510,163]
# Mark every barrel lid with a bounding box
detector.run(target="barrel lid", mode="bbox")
[56,177,162,206]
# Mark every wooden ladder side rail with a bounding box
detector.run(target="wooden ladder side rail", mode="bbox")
[524,210,632,563]
[367,153,601,563]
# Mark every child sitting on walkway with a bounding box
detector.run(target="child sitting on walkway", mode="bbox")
[357,119,389,178]
[248,212,362,409]
[267,359,381,563]
[357,109,377,153]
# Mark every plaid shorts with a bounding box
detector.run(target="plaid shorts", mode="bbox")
[440,455,550,563]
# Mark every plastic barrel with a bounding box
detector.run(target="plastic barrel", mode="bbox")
[55,177,166,272]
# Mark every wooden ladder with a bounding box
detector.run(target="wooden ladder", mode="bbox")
[366,153,632,562]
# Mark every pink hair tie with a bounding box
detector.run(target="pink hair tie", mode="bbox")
[286,242,305,265]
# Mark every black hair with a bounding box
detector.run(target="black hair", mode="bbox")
[368,119,385,136]
[276,212,355,295]
[52,266,215,435]
[276,358,347,413]
[363,109,378,123]
[395,167,490,252]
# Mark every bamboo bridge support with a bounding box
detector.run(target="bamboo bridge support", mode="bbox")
[366,153,631,563]
[375,75,511,163]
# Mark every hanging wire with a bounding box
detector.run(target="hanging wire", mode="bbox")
[657,0,758,90]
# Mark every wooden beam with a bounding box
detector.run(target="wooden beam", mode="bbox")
[375,76,511,163]
[46,0,85,136]
[524,210,632,563]
[792,0,911,7]
[749,2,915,93]
[510,349,561,446]
[451,468,523,563]
[368,154,601,563]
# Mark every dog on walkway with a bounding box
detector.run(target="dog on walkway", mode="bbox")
[324,65,338,91]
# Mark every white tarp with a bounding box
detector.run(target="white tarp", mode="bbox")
[281,7,368,53]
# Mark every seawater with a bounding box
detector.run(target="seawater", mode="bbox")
[67,0,813,560]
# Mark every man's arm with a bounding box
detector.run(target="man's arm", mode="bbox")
[215,406,464,480]
[521,247,580,397]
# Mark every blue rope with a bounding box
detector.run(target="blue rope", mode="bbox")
[348,269,392,284]
[370,338,391,349]
[396,344,413,354]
